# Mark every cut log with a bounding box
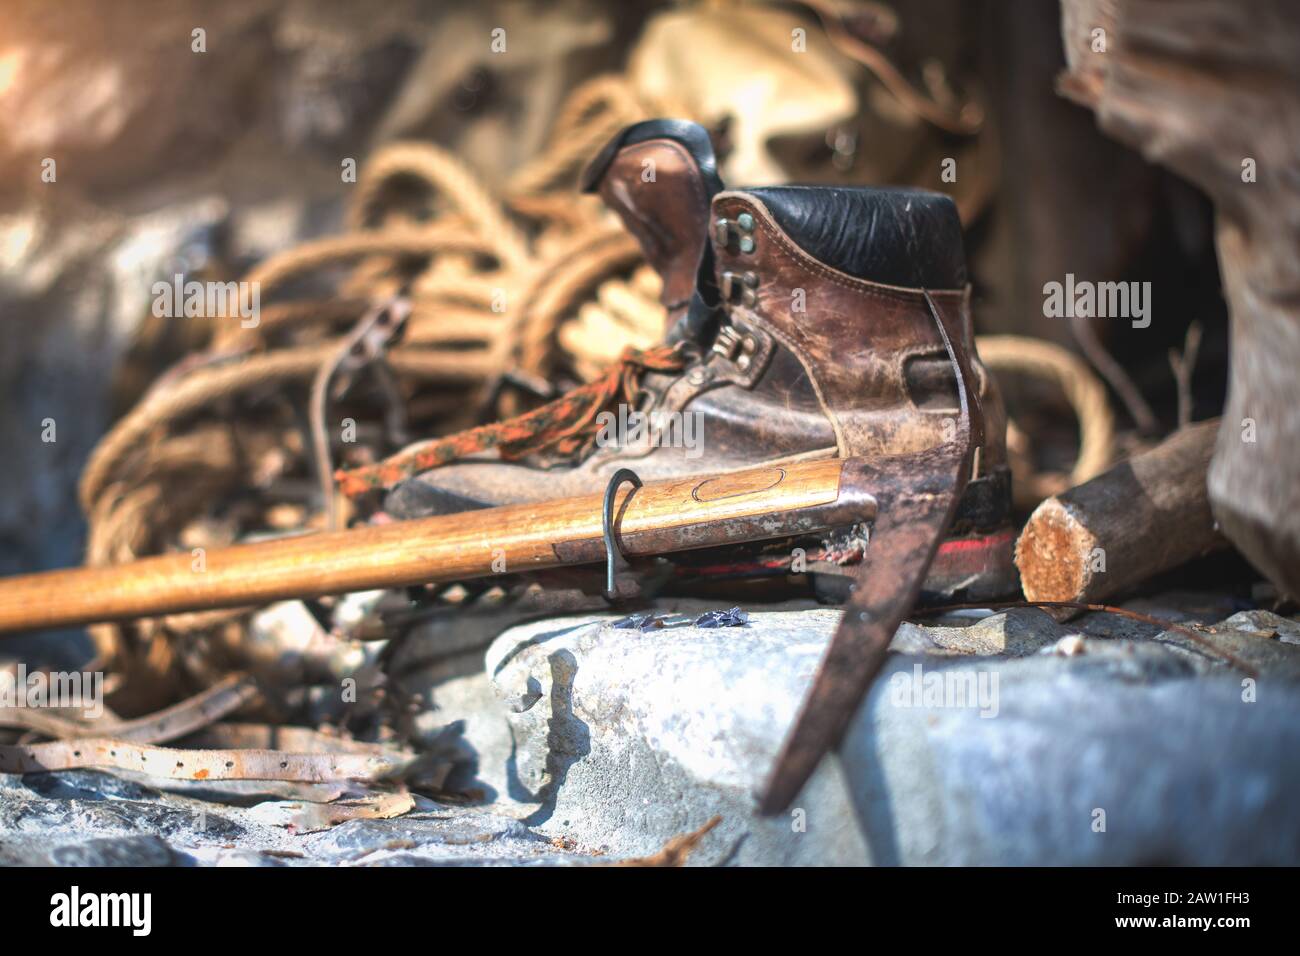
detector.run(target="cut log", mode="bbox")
[1015,420,1225,603]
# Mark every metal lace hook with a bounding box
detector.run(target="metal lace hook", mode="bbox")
[602,468,643,601]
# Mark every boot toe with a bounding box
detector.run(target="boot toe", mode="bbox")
[383,474,494,519]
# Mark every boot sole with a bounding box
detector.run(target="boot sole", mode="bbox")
[663,524,1018,606]
[663,466,1017,605]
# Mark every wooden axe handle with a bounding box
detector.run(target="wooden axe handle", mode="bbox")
[0,458,872,634]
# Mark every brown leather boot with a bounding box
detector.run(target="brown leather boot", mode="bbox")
[349,153,1014,600]
[579,118,724,334]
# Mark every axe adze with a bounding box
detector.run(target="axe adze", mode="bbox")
[757,291,984,814]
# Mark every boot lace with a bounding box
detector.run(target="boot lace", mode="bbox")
[336,343,694,498]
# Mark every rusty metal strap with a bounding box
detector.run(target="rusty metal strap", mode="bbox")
[0,737,412,782]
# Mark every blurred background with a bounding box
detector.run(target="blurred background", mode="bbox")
[0,0,1226,678]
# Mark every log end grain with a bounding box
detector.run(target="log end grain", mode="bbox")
[1015,498,1097,603]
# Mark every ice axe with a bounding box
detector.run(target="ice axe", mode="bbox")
[0,296,978,815]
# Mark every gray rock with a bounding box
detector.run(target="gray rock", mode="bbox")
[846,656,1300,864]
[0,770,591,866]
[1,834,178,867]
[1221,609,1300,645]
[484,602,1300,865]
[892,607,1077,656]
[6,596,1297,866]
[484,609,871,865]
[302,808,581,866]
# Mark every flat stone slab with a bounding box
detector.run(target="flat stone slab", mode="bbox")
[483,603,1300,865]
[5,598,1298,865]
[0,770,589,866]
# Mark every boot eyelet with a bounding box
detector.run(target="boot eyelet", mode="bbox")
[722,270,760,304]
[716,215,756,251]
[736,336,758,369]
